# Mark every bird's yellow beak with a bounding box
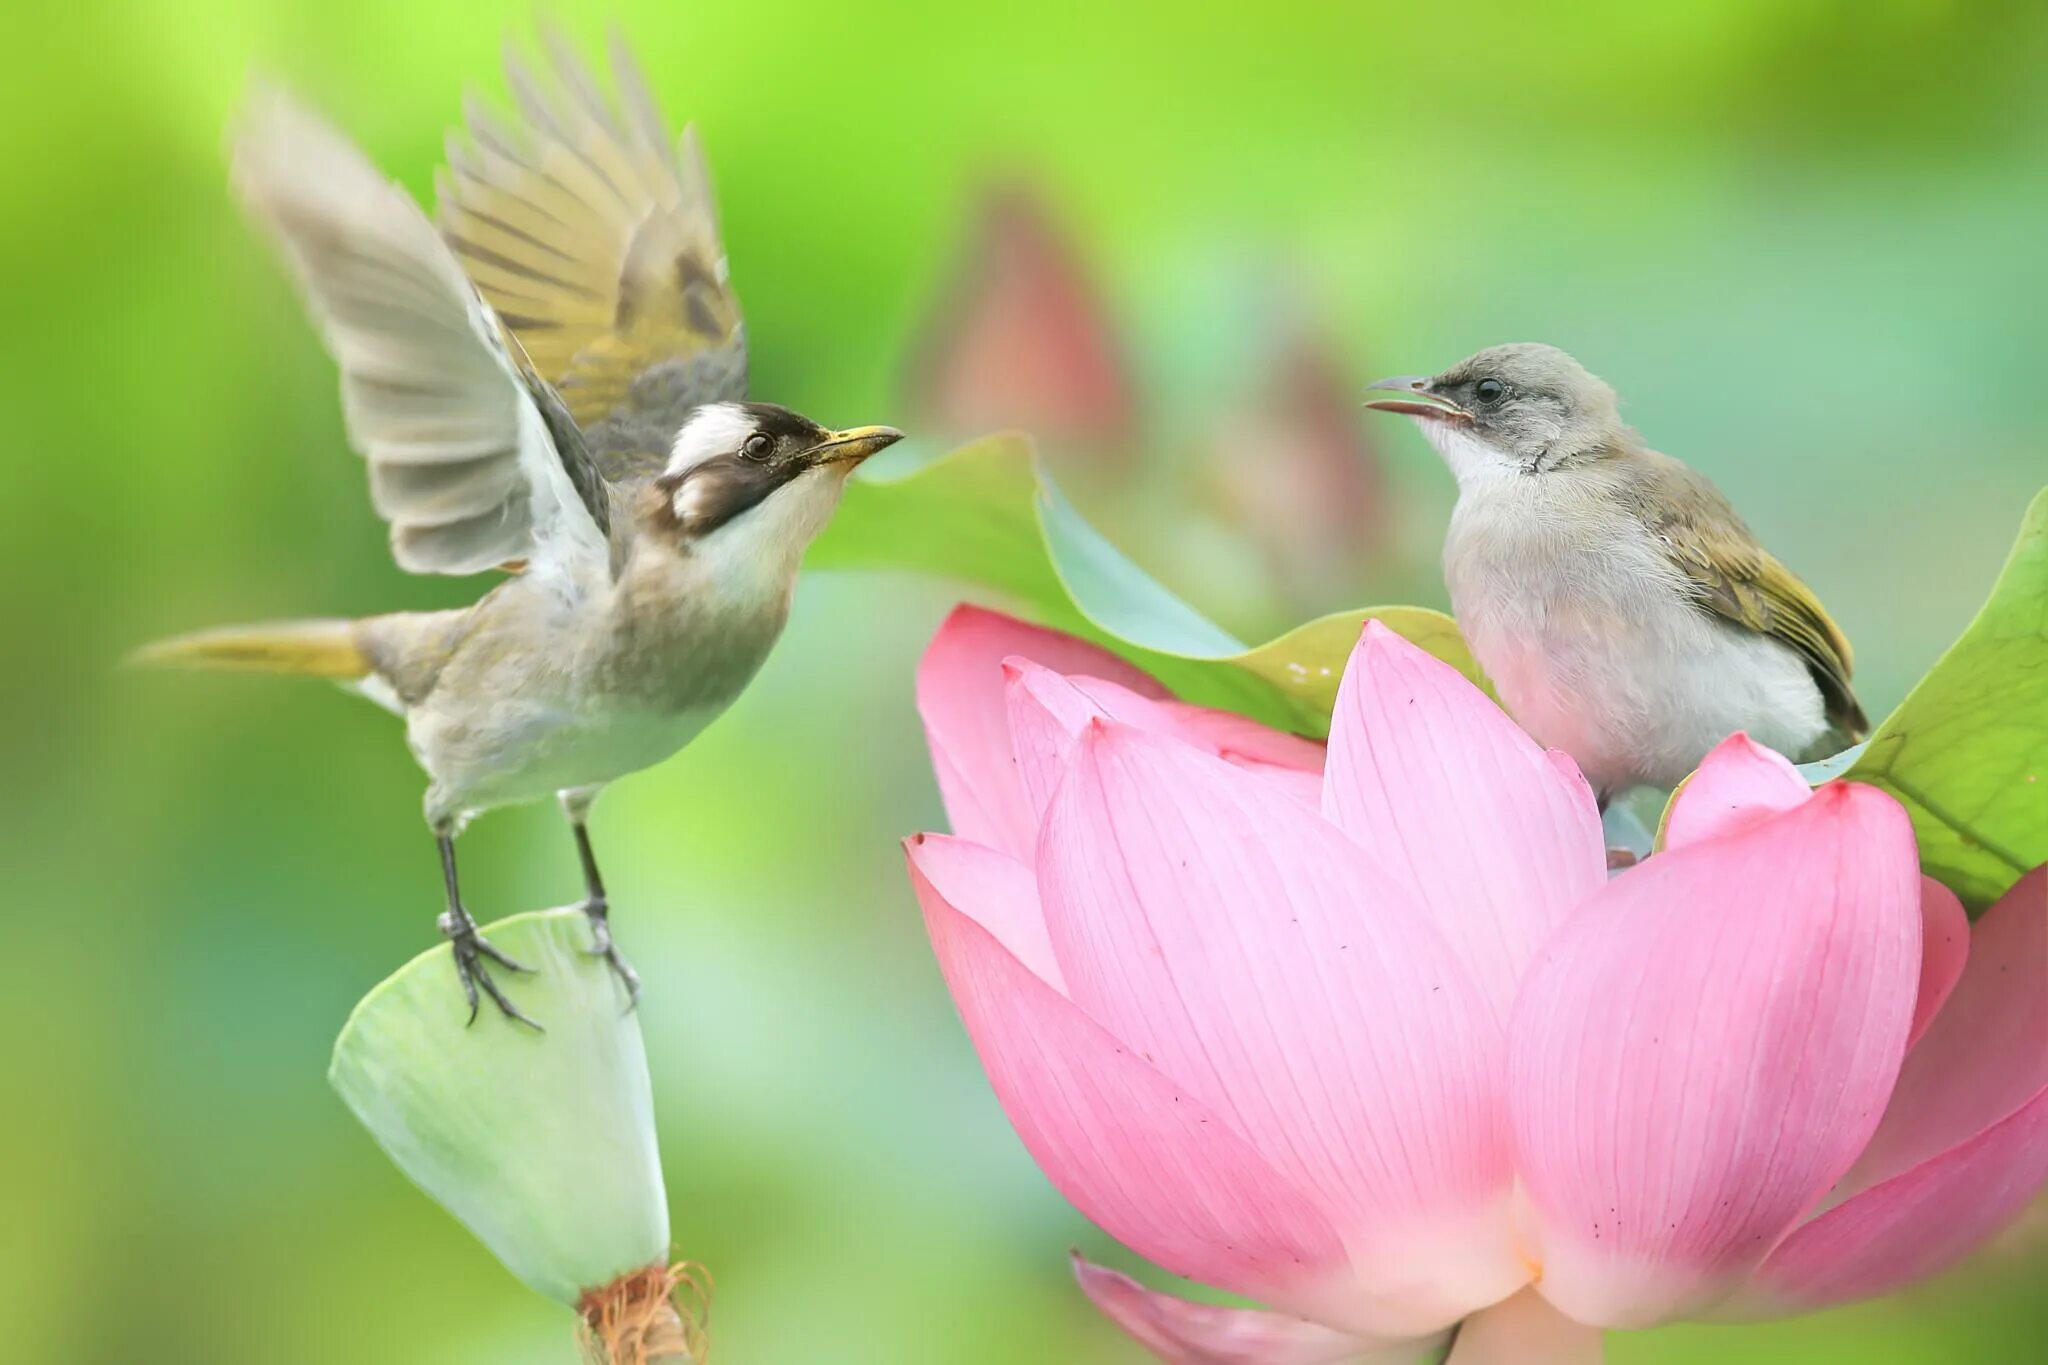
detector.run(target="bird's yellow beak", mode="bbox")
[1363,376,1471,422]
[806,425,905,466]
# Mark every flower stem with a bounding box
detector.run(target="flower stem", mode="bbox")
[576,1261,712,1365]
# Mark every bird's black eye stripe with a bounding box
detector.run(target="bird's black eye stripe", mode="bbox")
[1474,378,1506,404]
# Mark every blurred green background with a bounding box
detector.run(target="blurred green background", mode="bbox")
[4,1,2045,1360]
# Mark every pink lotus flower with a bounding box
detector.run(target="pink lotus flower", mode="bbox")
[905,605,2048,1363]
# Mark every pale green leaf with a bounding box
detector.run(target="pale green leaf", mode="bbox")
[1796,740,1868,785]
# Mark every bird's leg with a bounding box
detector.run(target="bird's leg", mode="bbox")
[563,796,640,1008]
[434,832,542,1030]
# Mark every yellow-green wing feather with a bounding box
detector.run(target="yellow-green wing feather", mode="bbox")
[1624,451,1868,740]
[436,32,746,484]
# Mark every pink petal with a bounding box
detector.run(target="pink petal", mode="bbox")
[910,848,1352,1311]
[1660,733,1808,850]
[905,833,1063,993]
[1508,783,1923,1328]
[1446,1290,1606,1365]
[1038,720,1524,1335]
[1003,658,1182,821]
[1663,738,1967,1050]
[1225,756,1327,810]
[1909,877,1969,1050]
[1004,658,1320,817]
[1072,1256,1449,1365]
[918,605,1167,857]
[1158,701,1327,772]
[1722,1084,2048,1319]
[1321,620,1606,1027]
[1840,864,2048,1196]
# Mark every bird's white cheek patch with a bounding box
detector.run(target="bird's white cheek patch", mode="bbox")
[670,477,715,529]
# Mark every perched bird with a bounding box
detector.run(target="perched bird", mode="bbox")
[1365,343,1864,802]
[137,40,902,1024]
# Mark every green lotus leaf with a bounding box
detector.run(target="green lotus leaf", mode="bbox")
[330,909,667,1306]
[813,433,1481,736]
[1845,488,2048,914]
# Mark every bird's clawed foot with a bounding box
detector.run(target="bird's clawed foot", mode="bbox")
[439,908,543,1030]
[579,897,641,1009]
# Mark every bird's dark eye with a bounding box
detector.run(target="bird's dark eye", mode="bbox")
[741,433,772,462]
[1474,378,1506,405]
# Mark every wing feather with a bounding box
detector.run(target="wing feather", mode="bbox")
[234,88,611,577]
[1624,451,1867,739]
[438,32,747,485]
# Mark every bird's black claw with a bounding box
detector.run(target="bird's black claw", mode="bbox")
[603,948,642,1011]
[473,960,545,1031]
[579,897,614,956]
[579,898,641,1010]
[441,911,544,1030]
[472,934,534,975]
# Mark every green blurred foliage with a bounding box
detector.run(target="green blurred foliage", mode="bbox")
[2,1,2045,1361]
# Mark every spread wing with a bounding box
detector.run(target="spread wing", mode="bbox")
[234,90,612,577]
[436,32,747,488]
[1626,452,1868,739]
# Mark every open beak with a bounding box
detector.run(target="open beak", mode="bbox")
[807,424,905,465]
[1363,376,1470,422]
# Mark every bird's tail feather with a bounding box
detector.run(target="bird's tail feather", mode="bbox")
[129,619,370,678]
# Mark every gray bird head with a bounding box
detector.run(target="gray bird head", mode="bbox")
[654,402,902,545]
[1364,343,1629,479]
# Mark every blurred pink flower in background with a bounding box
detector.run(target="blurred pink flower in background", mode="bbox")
[903,183,1138,461]
[901,183,1400,623]
[1196,317,1395,610]
[904,605,2048,1363]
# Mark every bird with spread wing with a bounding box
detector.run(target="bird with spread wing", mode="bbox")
[139,35,902,1025]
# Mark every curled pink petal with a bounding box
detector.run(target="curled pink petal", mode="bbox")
[910,848,1351,1310]
[905,833,1062,992]
[1322,620,1606,1026]
[1446,1290,1606,1364]
[1072,1256,1449,1365]
[1723,1084,2048,1319]
[1509,783,1922,1328]
[1039,720,1523,1335]
[918,605,1167,857]
[1842,864,2048,1196]
[1908,877,1969,1049]
[1660,733,1808,850]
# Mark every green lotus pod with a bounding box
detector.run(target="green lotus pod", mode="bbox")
[330,908,668,1307]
